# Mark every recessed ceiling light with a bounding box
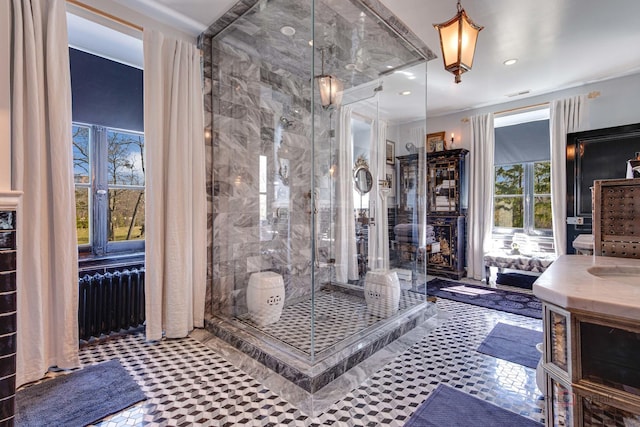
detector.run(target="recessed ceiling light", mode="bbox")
[308,40,313,46]
[386,65,394,69]
[394,70,415,79]
[503,58,518,66]
[399,90,411,96]
[280,26,296,36]
[345,63,357,70]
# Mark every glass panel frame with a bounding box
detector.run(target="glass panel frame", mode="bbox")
[210,0,428,364]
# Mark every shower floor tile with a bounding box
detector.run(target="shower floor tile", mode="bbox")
[235,288,425,355]
[80,282,546,426]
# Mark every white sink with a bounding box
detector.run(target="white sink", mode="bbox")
[587,266,640,286]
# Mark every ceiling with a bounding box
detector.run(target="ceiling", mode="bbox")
[107,0,640,118]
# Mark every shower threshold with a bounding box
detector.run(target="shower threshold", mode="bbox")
[205,283,437,395]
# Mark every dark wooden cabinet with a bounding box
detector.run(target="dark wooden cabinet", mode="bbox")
[394,154,419,268]
[427,149,468,279]
[427,149,468,216]
[427,215,466,279]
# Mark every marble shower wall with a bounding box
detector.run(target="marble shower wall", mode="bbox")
[200,0,434,321]
[205,27,333,319]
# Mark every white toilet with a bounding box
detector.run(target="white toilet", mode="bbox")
[364,269,400,318]
[246,271,285,326]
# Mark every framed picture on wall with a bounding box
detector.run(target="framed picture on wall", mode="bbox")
[426,131,446,153]
[386,140,395,165]
[385,165,395,194]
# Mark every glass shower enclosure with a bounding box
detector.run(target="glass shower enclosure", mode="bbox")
[208,0,431,373]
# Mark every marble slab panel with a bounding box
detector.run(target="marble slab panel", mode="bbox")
[533,254,640,321]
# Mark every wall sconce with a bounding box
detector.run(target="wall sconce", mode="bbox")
[450,132,455,147]
[315,47,343,109]
[433,0,484,84]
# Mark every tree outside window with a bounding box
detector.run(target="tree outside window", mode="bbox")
[107,130,145,242]
[73,123,145,253]
[493,161,551,236]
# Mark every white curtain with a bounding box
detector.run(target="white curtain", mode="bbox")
[368,119,389,270]
[144,30,206,340]
[467,113,495,281]
[550,95,587,256]
[335,107,358,283]
[11,0,79,386]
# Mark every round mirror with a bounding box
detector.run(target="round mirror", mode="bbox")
[354,166,373,195]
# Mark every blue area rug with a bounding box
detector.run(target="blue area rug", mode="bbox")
[404,384,541,426]
[414,278,542,319]
[16,359,146,426]
[477,323,543,369]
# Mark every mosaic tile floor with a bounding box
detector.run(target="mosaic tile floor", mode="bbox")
[77,283,545,426]
[235,288,425,355]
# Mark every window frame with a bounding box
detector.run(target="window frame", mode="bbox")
[74,122,145,256]
[493,160,552,238]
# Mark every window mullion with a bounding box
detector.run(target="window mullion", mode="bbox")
[92,125,108,256]
[524,163,534,234]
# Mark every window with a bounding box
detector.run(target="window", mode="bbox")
[493,110,552,240]
[73,124,145,254]
[68,31,144,255]
[494,161,551,234]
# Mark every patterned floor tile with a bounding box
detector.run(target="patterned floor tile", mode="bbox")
[235,287,424,355]
[77,285,546,426]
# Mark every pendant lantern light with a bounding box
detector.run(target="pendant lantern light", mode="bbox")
[315,47,343,109]
[433,0,484,84]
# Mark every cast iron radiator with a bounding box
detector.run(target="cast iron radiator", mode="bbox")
[78,268,145,341]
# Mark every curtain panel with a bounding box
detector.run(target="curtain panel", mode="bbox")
[467,113,495,280]
[144,30,206,340]
[11,0,80,386]
[368,119,389,270]
[550,95,587,256]
[335,107,359,283]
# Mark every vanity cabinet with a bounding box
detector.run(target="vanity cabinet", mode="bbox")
[541,302,640,426]
[426,149,468,278]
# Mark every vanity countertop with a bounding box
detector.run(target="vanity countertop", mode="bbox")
[533,254,640,320]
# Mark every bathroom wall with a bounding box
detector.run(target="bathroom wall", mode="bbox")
[387,71,640,273]
[419,72,640,151]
